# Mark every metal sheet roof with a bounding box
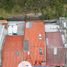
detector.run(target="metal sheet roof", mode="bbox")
[46,32,64,48]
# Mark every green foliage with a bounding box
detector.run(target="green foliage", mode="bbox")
[0,0,14,12]
[0,0,67,19]
[0,17,4,20]
[64,9,67,17]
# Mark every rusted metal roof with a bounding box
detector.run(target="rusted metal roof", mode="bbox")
[2,20,65,67]
[24,20,46,65]
[46,32,64,47]
[2,20,46,67]
[46,32,65,66]
[2,35,24,67]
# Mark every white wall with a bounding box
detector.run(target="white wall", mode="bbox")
[0,25,7,65]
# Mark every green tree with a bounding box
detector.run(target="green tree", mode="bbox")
[0,0,14,12]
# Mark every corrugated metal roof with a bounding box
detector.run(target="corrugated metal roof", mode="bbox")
[46,32,65,66]
[46,32,64,48]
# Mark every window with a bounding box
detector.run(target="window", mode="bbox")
[26,22,32,28]
[23,40,29,52]
[8,25,17,35]
[12,25,17,35]
[8,25,13,35]
[39,48,43,55]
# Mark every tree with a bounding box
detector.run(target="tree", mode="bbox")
[0,0,14,12]
[0,0,66,19]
